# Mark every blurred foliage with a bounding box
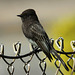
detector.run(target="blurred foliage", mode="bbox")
[44,14,75,74]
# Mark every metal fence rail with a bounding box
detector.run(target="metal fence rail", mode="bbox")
[0,37,75,75]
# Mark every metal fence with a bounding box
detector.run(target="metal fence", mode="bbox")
[0,37,75,75]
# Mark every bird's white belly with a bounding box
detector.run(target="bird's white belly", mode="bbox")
[28,39,38,47]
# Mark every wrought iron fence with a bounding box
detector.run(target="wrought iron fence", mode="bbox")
[0,37,75,75]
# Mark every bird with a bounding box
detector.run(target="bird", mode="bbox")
[17,9,69,71]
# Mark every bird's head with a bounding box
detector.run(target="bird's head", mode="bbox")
[17,9,38,21]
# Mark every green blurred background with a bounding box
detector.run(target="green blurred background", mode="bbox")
[0,0,75,75]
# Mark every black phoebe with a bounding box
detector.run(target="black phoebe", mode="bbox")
[17,9,69,71]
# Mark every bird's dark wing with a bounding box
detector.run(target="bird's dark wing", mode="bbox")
[30,23,53,61]
[30,23,50,47]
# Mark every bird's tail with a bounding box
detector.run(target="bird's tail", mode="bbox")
[45,52,53,62]
[50,48,69,71]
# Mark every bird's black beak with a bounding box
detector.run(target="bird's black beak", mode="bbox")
[17,15,22,17]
